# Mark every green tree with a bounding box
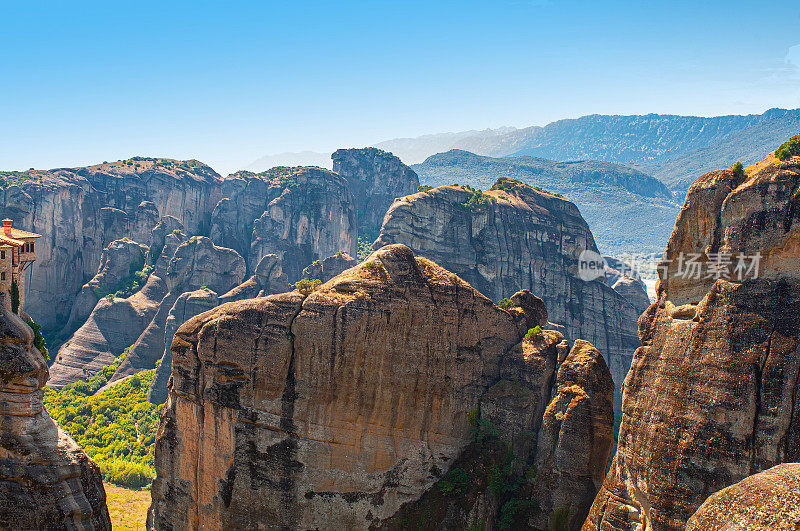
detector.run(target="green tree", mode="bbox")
[9,279,19,313]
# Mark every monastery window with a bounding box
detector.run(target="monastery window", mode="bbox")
[1,272,5,281]
[1,251,4,259]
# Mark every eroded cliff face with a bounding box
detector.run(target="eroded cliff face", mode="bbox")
[0,304,110,529]
[48,230,246,388]
[331,147,419,232]
[585,154,800,530]
[209,166,358,281]
[148,244,613,530]
[0,159,221,330]
[374,178,640,410]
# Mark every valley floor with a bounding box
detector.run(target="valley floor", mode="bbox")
[104,483,150,530]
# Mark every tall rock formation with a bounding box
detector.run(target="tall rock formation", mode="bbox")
[146,253,291,405]
[374,178,640,410]
[0,158,221,330]
[603,255,651,316]
[0,304,110,529]
[686,463,800,530]
[48,230,246,388]
[209,166,358,280]
[331,147,419,233]
[586,152,800,530]
[148,244,613,530]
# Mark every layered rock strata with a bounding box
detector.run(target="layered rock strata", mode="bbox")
[48,231,245,387]
[0,304,110,529]
[374,178,640,410]
[148,244,613,530]
[585,153,800,530]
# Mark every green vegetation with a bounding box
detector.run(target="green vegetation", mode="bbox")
[9,279,19,314]
[357,226,379,261]
[490,180,516,192]
[26,318,48,361]
[461,189,497,211]
[93,252,153,300]
[362,260,384,273]
[301,260,320,278]
[43,350,161,489]
[294,278,321,294]
[776,134,800,161]
[525,325,544,341]
[417,185,434,193]
[497,298,513,310]
[548,506,572,531]
[731,161,746,179]
[438,468,469,496]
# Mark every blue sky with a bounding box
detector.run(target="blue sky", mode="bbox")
[2,0,799,174]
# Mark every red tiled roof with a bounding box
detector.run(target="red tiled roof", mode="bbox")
[5,227,41,239]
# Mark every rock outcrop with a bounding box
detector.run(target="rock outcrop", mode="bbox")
[0,159,221,330]
[146,253,291,405]
[59,237,150,342]
[0,304,110,529]
[331,147,419,232]
[603,255,651,315]
[374,178,640,410]
[48,230,246,388]
[148,244,613,530]
[210,166,358,280]
[300,251,358,283]
[586,153,800,530]
[686,463,800,530]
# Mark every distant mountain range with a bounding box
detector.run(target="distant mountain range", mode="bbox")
[246,107,799,194]
[413,150,681,256]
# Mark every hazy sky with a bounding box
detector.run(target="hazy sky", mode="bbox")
[2,0,799,174]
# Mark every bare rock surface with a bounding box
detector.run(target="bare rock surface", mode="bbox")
[300,251,358,283]
[0,159,221,329]
[48,231,246,388]
[0,304,110,529]
[331,147,419,232]
[148,244,613,530]
[585,154,800,530]
[686,463,800,531]
[210,166,358,280]
[374,177,640,410]
[146,253,291,405]
[59,237,149,343]
[603,255,651,315]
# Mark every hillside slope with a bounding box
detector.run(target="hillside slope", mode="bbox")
[413,150,680,255]
[376,108,800,191]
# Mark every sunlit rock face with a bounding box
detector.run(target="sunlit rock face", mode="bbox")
[586,153,800,530]
[0,304,111,529]
[374,177,640,411]
[148,245,613,530]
